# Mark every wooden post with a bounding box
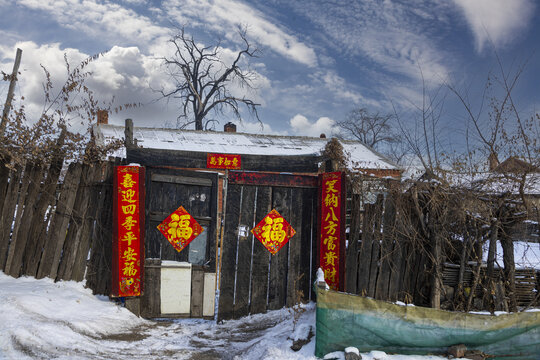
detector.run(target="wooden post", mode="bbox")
[5,164,43,277]
[345,194,361,294]
[430,231,442,309]
[0,48,22,135]
[22,129,66,276]
[0,164,23,271]
[456,222,471,310]
[125,118,134,148]
[36,162,82,279]
[500,220,518,312]
[376,194,396,300]
[217,169,228,292]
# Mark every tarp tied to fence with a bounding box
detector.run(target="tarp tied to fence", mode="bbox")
[315,286,540,359]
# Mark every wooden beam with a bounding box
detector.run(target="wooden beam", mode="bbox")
[151,173,212,186]
[0,48,22,134]
[127,147,320,173]
[228,171,318,188]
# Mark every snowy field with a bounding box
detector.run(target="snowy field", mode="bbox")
[0,272,449,360]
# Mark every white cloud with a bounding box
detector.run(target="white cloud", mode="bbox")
[282,1,452,85]
[18,0,168,50]
[2,41,88,120]
[452,0,535,52]
[289,114,336,137]
[0,41,175,127]
[0,40,274,130]
[163,0,317,67]
[317,71,365,105]
[119,0,148,4]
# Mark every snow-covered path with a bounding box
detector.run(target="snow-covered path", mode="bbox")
[0,272,448,360]
[0,272,317,359]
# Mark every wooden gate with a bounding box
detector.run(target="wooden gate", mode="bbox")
[217,171,319,321]
[140,166,219,318]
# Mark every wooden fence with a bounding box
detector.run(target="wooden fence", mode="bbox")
[344,191,539,310]
[344,193,430,304]
[0,154,118,295]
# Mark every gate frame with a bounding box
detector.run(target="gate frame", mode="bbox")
[217,170,320,321]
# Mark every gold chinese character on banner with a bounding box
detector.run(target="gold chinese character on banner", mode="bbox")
[121,173,136,188]
[157,206,203,253]
[121,216,137,230]
[251,209,295,255]
[123,261,137,276]
[121,232,137,246]
[123,247,137,262]
[167,213,193,240]
[122,204,137,215]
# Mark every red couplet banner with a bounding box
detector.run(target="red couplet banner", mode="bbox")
[112,166,145,297]
[319,172,346,291]
[207,153,241,170]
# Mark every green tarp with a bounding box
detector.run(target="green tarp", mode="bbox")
[316,286,540,359]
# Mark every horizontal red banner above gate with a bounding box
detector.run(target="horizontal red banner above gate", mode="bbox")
[207,153,241,169]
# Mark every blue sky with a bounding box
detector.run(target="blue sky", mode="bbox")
[0,0,538,143]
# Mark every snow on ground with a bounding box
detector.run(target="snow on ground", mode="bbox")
[0,272,448,360]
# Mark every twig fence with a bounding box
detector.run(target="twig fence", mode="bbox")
[344,190,539,310]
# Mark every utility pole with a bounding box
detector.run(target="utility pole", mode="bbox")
[0,48,23,135]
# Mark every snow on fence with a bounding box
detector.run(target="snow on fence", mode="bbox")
[0,155,120,295]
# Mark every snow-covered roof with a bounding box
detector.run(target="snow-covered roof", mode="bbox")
[94,124,399,172]
[469,173,540,196]
[406,170,540,196]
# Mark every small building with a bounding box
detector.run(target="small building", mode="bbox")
[94,120,400,320]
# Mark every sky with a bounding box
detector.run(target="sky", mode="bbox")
[0,0,539,141]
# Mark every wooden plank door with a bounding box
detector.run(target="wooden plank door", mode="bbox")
[142,166,219,318]
[218,171,318,321]
[144,166,218,270]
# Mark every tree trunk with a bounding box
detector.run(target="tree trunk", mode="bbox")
[430,230,442,309]
[486,218,499,281]
[455,224,470,310]
[484,217,499,312]
[500,227,517,312]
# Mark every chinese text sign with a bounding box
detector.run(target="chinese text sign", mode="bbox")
[112,166,145,297]
[207,153,241,170]
[319,172,345,291]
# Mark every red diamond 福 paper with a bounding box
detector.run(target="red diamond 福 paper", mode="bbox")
[251,209,295,255]
[157,206,203,252]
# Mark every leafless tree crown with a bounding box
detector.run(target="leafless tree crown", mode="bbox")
[338,108,395,148]
[160,27,261,130]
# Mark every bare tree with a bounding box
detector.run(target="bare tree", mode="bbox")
[337,108,395,148]
[160,27,261,130]
[337,107,408,164]
[446,53,540,312]
[1,53,127,166]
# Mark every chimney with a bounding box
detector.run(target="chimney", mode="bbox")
[97,109,108,125]
[224,122,236,133]
[488,152,499,171]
